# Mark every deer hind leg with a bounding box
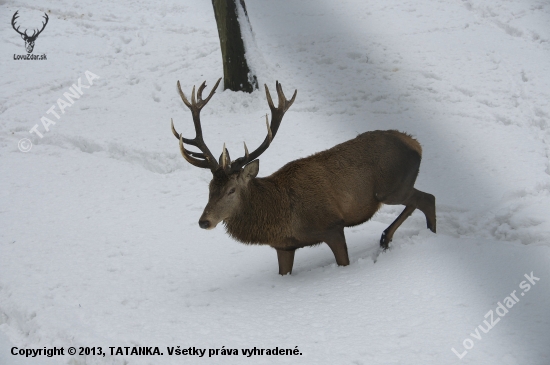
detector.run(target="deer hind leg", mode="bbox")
[379,188,436,250]
[380,205,416,249]
[414,189,436,233]
[276,249,296,275]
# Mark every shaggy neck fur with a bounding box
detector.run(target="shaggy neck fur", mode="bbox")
[224,177,292,245]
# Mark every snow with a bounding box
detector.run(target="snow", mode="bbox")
[1,0,550,364]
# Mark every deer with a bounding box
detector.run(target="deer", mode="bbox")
[12,11,49,54]
[171,78,436,275]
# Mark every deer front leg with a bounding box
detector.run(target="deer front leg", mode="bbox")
[276,249,296,275]
[325,227,350,266]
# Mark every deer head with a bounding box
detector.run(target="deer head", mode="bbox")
[171,79,296,229]
[12,11,49,54]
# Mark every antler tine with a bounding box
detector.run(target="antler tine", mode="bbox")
[177,81,192,109]
[179,134,211,169]
[170,118,179,139]
[266,114,273,143]
[220,143,231,170]
[171,118,202,148]
[230,82,296,172]
[264,81,296,138]
[11,11,25,36]
[198,78,222,108]
[243,142,249,161]
[197,81,207,101]
[35,13,48,37]
[265,84,275,110]
[172,80,221,172]
[276,81,285,108]
[287,89,297,110]
[178,79,221,111]
[276,81,297,112]
[171,119,207,158]
[191,85,196,106]
[218,144,232,166]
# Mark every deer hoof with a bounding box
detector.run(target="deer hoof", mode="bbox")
[427,219,436,233]
[380,231,392,250]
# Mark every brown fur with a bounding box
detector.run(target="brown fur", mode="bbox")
[172,80,435,275]
[200,130,436,275]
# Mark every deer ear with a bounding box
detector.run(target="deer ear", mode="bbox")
[242,160,259,179]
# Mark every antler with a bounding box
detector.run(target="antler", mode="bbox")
[11,11,25,37]
[32,13,49,39]
[171,78,222,172]
[11,11,49,40]
[230,81,297,172]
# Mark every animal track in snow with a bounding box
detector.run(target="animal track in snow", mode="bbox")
[34,135,185,174]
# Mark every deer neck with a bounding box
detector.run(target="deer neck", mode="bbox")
[223,178,291,245]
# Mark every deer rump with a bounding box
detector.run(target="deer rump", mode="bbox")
[171,79,436,275]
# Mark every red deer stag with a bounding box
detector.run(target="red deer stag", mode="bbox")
[171,78,436,275]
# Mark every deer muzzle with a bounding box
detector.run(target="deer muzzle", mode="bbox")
[198,209,220,230]
[198,219,211,229]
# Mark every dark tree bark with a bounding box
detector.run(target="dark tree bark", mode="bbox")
[212,0,258,93]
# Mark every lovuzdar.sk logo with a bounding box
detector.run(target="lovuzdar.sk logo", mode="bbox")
[12,10,49,60]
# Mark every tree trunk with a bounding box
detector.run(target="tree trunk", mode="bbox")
[212,0,258,93]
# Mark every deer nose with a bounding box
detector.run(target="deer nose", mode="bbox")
[198,220,211,229]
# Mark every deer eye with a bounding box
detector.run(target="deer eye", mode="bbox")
[227,188,236,196]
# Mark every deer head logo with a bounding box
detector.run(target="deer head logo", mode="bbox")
[12,11,49,54]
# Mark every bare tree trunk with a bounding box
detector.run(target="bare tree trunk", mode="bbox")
[212,0,258,93]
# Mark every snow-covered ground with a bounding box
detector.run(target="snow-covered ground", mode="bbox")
[1,0,550,364]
